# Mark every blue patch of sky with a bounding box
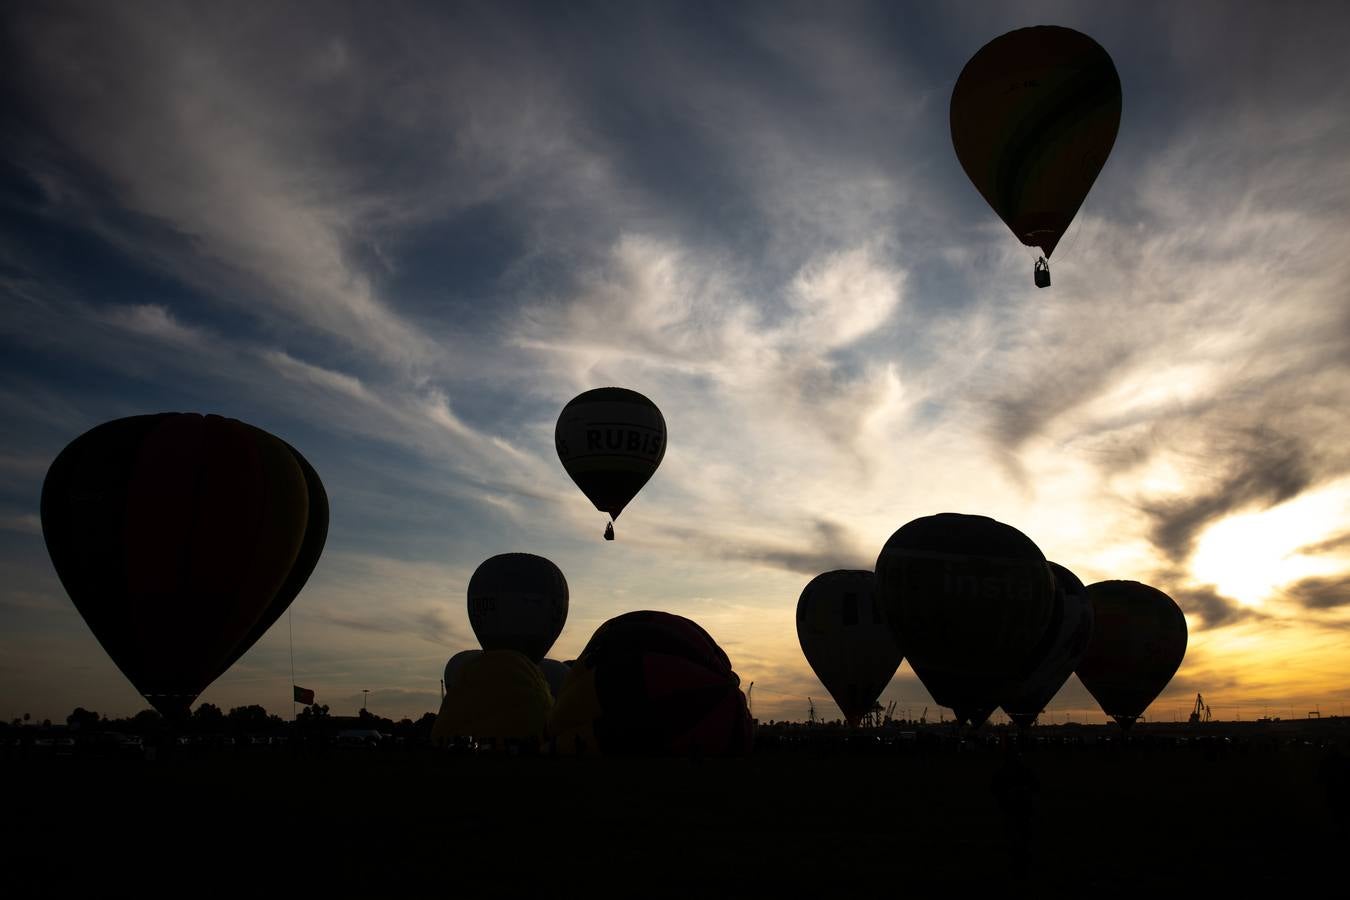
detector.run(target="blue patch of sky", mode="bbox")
[362,201,527,321]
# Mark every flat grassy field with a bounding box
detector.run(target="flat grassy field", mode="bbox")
[5,741,1342,895]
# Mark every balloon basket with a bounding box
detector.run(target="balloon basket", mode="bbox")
[1034,257,1051,288]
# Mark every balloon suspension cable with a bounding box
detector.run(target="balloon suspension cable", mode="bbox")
[289,608,297,722]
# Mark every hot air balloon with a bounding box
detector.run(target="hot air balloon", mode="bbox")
[1001,561,1095,728]
[467,553,568,663]
[950,25,1122,287]
[215,443,328,680]
[537,658,571,699]
[40,413,328,719]
[875,513,1056,727]
[555,388,666,539]
[444,649,483,691]
[796,570,902,726]
[1076,580,1187,729]
[432,649,553,747]
[548,611,752,756]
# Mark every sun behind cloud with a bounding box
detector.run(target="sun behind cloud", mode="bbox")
[1188,475,1350,608]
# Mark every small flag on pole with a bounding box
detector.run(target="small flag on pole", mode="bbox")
[294,685,315,705]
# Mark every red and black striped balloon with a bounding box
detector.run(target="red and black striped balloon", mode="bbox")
[40,413,329,719]
[549,610,752,756]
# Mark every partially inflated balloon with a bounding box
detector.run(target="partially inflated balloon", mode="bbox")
[555,388,666,537]
[796,570,902,725]
[1076,580,1187,728]
[538,658,571,699]
[875,513,1056,727]
[443,649,483,691]
[1002,561,1095,728]
[40,413,328,719]
[432,650,553,746]
[950,26,1121,271]
[548,611,752,756]
[467,553,568,662]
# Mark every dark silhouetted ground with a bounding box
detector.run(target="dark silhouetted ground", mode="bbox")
[4,731,1344,895]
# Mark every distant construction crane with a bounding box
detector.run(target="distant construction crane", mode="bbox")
[861,700,896,728]
[1188,693,1212,724]
[807,697,818,725]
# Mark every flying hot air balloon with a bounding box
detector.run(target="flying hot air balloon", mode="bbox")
[875,513,1057,728]
[1076,580,1187,729]
[40,413,329,719]
[950,25,1122,287]
[796,570,902,726]
[467,553,568,663]
[555,388,666,540]
[1001,561,1095,728]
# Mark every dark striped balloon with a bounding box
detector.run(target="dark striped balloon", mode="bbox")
[548,611,752,756]
[1001,561,1095,728]
[1076,580,1187,729]
[555,387,666,533]
[796,570,901,726]
[40,413,328,719]
[875,513,1057,727]
[951,25,1121,259]
[467,553,568,663]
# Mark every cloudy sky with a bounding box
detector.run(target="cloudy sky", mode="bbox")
[3,1,1349,724]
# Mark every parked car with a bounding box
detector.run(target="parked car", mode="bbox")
[335,729,383,749]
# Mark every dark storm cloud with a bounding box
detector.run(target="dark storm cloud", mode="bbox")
[1141,428,1313,562]
[1284,575,1350,610]
[1298,532,1350,557]
[685,517,874,577]
[1168,584,1261,629]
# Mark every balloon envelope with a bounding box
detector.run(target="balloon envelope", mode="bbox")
[432,650,553,745]
[796,570,902,725]
[1002,561,1095,728]
[444,650,483,691]
[214,442,329,679]
[875,513,1056,727]
[950,25,1121,258]
[548,611,752,756]
[1076,580,1187,728]
[467,553,568,662]
[40,413,328,719]
[555,387,666,523]
[538,658,571,699]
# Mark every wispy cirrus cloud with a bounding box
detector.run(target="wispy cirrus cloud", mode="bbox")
[5,2,1350,723]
